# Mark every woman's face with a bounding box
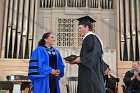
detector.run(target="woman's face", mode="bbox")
[45,34,55,46]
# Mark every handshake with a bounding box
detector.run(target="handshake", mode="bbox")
[51,69,60,76]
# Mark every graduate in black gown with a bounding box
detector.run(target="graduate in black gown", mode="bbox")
[123,61,140,93]
[68,16,106,93]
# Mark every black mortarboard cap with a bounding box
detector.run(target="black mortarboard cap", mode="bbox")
[77,16,96,25]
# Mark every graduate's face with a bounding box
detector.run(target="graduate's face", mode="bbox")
[45,34,55,46]
[78,25,88,36]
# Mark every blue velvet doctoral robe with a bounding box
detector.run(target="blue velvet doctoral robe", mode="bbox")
[28,46,65,93]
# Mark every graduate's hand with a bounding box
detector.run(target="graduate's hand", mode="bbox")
[55,70,60,76]
[65,60,77,64]
[68,61,77,64]
[73,57,81,64]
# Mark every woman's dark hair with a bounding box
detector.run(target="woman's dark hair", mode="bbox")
[38,32,52,46]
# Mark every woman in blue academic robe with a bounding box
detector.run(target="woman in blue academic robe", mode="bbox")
[28,32,65,93]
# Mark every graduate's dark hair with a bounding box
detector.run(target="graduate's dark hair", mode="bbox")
[38,32,52,46]
[81,23,93,31]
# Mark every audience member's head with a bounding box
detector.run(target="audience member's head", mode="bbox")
[132,61,140,71]
[104,63,111,75]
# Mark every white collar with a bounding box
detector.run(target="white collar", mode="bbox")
[83,31,94,40]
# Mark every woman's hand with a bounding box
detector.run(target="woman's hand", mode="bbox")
[51,69,57,75]
[55,70,60,76]
[51,69,61,76]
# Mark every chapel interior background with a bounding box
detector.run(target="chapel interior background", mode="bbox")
[0,0,139,93]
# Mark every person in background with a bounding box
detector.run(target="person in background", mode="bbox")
[104,63,119,93]
[123,61,140,93]
[28,32,65,93]
[68,16,105,93]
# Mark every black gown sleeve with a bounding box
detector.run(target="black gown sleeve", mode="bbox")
[80,35,95,69]
[84,35,95,52]
[80,34,103,70]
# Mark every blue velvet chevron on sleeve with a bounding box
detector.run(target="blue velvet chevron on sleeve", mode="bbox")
[28,46,52,80]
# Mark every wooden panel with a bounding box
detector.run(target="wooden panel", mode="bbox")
[0,59,29,80]
[118,61,132,68]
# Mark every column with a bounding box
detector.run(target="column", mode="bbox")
[120,0,125,60]
[131,0,136,60]
[98,0,101,8]
[65,0,68,7]
[17,0,23,58]
[22,0,29,58]
[7,0,14,58]
[28,0,35,58]
[12,0,18,58]
[1,0,9,58]
[125,0,130,60]
[136,0,140,60]
[86,0,88,8]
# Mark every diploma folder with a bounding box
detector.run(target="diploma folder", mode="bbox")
[64,55,78,62]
